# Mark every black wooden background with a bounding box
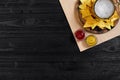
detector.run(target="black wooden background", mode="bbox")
[0,0,120,80]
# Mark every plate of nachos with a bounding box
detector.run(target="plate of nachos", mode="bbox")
[60,0,120,51]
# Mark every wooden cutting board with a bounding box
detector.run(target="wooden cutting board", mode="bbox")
[59,0,120,52]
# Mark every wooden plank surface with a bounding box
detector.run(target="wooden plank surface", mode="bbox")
[0,0,119,80]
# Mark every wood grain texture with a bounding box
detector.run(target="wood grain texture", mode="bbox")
[0,0,119,80]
